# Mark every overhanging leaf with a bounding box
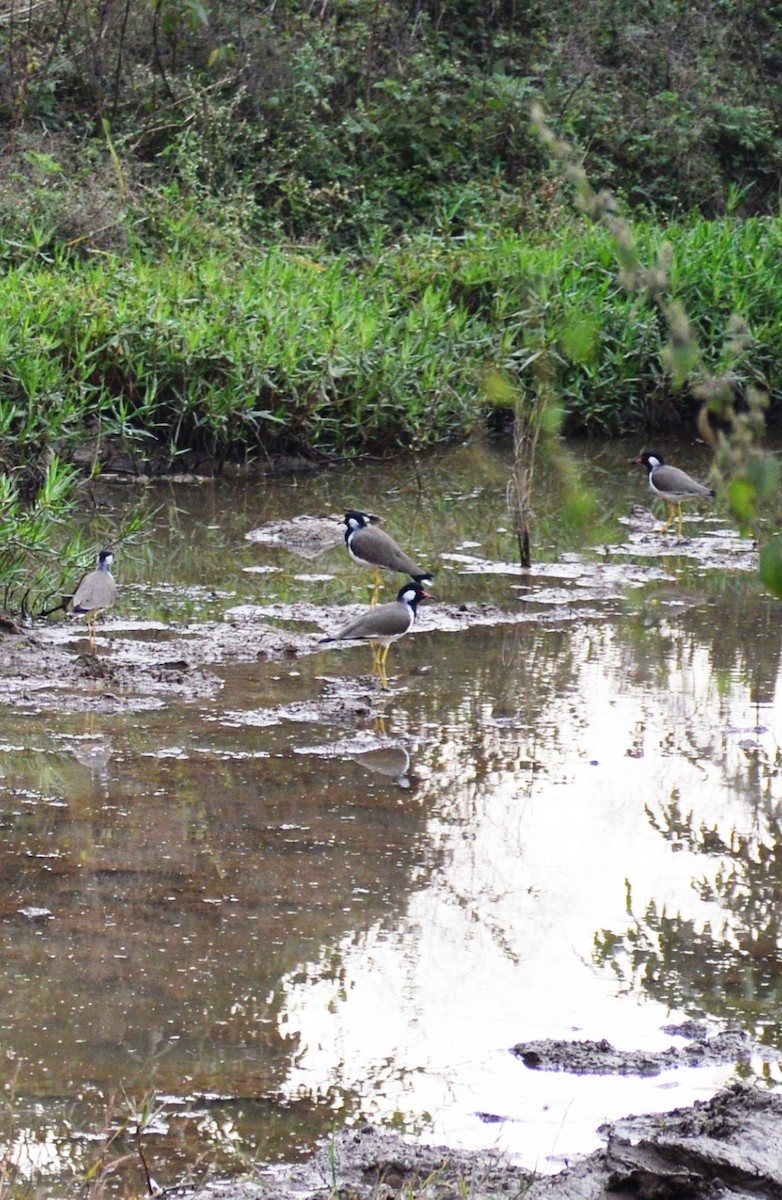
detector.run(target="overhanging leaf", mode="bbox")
[759,537,782,598]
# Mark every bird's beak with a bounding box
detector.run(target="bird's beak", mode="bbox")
[421,589,435,601]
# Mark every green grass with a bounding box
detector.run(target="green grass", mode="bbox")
[0,212,780,479]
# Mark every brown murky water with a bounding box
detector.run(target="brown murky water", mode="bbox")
[1,436,781,1195]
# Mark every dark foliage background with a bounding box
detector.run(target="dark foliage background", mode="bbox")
[2,0,780,251]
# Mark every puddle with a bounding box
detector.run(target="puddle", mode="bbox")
[1,437,781,1195]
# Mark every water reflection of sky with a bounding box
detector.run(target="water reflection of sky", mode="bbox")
[279,617,782,1169]
[2,437,782,1190]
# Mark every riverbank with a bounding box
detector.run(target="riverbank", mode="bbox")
[187,1082,782,1200]
[2,215,781,492]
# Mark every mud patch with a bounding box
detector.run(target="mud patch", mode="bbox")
[0,508,760,715]
[0,633,222,712]
[185,1084,782,1200]
[512,1028,763,1076]
[612,509,758,571]
[245,514,343,559]
[190,1124,533,1200]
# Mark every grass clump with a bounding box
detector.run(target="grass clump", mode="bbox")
[0,245,489,471]
[2,213,782,480]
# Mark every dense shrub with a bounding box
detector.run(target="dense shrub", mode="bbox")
[0,216,779,474]
[1,0,780,254]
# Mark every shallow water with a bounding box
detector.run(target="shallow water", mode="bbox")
[2,436,782,1194]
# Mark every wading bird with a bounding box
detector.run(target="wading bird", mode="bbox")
[343,510,433,605]
[635,452,715,537]
[70,549,117,650]
[321,580,431,687]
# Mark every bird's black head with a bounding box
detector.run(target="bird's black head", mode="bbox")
[98,549,115,568]
[344,510,369,532]
[635,451,664,471]
[397,581,433,607]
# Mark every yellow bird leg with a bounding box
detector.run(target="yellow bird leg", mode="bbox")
[660,501,686,536]
[370,570,382,606]
[660,503,675,534]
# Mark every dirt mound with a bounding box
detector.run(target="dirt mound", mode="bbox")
[186,1084,782,1200]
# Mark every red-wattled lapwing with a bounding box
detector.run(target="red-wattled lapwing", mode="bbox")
[321,580,432,687]
[635,452,715,537]
[343,510,433,605]
[70,549,117,650]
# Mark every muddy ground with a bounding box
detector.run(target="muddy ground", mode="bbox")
[181,1025,782,1199]
[187,1079,782,1200]
[512,1023,771,1076]
[0,509,757,716]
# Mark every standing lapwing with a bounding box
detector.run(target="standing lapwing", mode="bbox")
[321,580,432,687]
[635,452,715,537]
[70,549,117,650]
[343,510,432,605]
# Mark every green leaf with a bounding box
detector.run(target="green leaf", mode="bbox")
[745,453,781,502]
[540,398,564,435]
[759,537,782,598]
[483,370,517,408]
[558,314,599,364]
[727,477,757,532]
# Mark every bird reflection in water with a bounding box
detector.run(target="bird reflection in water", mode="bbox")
[349,742,412,790]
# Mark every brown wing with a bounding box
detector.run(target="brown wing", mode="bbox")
[334,599,412,641]
[351,525,426,576]
[71,570,117,614]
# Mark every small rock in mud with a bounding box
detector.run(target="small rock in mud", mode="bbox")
[77,653,117,680]
[245,514,342,559]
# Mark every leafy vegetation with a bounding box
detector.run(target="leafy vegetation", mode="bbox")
[3,0,781,249]
[1,0,781,471]
[1,0,781,605]
[2,218,780,474]
[533,103,782,587]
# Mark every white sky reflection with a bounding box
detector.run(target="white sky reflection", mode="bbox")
[278,619,782,1169]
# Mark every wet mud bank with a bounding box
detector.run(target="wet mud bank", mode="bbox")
[0,508,756,715]
[0,522,552,712]
[512,1024,766,1076]
[0,599,541,713]
[189,1084,782,1200]
[2,493,777,1200]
